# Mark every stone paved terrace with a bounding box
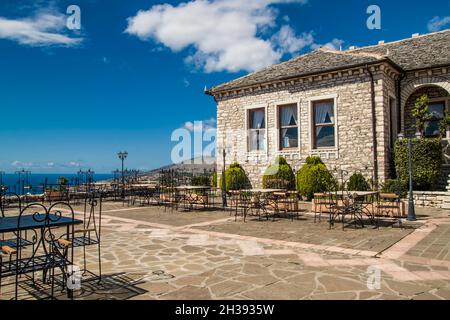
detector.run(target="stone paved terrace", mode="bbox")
[1,202,450,300]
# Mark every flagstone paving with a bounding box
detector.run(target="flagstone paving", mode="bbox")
[1,202,449,300]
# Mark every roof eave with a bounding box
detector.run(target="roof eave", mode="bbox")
[209,58,402,96]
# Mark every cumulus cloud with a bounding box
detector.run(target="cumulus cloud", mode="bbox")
[311,38,344,51]
[125,0,312,73]
[427,16,450,32]
[0,10,82,47]
[183,118,216,132]
[11,160,85,169]
[271,25,314,54]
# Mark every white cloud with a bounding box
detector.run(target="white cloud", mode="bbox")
[0,10,82,47]
[427,16,450,32]
[311,38,344,51]
[125,0,310,73]
[10,160,85,169]
[271,25,314,54]
[183,118,216,132]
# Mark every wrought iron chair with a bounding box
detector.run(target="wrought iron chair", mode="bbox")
[377,193,403,228]
[0,202,76,299]
[271,191,300,221]
[56,192,102,282]
[1,192,34,251]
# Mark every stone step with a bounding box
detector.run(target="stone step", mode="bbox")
[441,203,450,210]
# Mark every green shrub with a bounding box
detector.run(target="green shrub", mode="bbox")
[347,173,370,191]
[381,179,407,198]
[191,175,210,186]
[210,172,218,188]
[296,156,337,200]
[394,138,442,190]
[262,156,295,190]
[219,162,250,192]
[411,95,432,135]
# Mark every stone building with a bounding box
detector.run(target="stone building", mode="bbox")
[206,30,450,188]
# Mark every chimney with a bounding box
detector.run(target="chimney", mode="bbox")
[378,40,385,45]
[412,33,420,38]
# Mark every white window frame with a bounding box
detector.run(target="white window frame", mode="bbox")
[245,104,268,154]
[308,94,339,151]
[275,100,301,154]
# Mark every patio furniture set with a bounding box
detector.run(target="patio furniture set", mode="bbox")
[0,191,103,300]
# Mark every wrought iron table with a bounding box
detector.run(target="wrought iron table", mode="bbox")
[0,214,83,299]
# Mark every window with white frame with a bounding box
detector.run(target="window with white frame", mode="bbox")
[248,108,266,152]
[313,99,336,149]
[279,104,298,150]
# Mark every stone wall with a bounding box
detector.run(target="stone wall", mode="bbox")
[411,191,450,209]
[216,64,393,188]
[215,63,450,189]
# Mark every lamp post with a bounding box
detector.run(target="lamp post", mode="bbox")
[23,170,31,194]
[0,171,4,189]
[118,151,128,197]
[221,147,227,208]
[398,133,416,221]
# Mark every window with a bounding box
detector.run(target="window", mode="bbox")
[279,104,298,150]
[424,101,445,137]
[248,108,266,151]
[313,99,335,149]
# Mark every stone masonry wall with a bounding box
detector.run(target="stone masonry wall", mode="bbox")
[215,65,394,188]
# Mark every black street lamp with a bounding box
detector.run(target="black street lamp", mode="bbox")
[221,147,227,208]
[118,151,128,197]
[0,171,4,188]
[398,133,417,221]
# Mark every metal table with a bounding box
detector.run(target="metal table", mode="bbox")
[0,214,83,299]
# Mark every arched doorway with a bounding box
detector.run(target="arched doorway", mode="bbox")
[403,85,449,137]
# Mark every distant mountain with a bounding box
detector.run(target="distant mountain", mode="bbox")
[139,156,216,181]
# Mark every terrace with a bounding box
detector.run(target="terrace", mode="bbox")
[1,177,450,300]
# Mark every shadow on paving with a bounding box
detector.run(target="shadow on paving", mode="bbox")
[18,273,148,300]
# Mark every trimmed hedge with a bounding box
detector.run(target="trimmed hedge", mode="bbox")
[347,173,370,191]
[394,138,442,190]
[262,156,295,190]
[296,156,337,200]
[381,179,407,198]
[191,175,210,187]
[219,162,250,192]
[210,171,218,188]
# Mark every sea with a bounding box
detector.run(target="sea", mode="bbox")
[0,173,114,194]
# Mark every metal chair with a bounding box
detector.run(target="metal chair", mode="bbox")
[1,202,75,300]
[56,192,102,282]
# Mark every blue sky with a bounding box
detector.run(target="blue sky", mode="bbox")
[0,0,449,173]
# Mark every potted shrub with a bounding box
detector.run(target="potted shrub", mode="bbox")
[347,172,370,191]
[219,162,250,192]
[296,156,337,200]
[440,110,450,139]
[411,94,432,137]
[262,156,295,190]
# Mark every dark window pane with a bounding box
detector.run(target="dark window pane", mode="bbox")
[281,127,298,149]
[428,103,444,120]
[315,126,335,148]
[424,120,440,137]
